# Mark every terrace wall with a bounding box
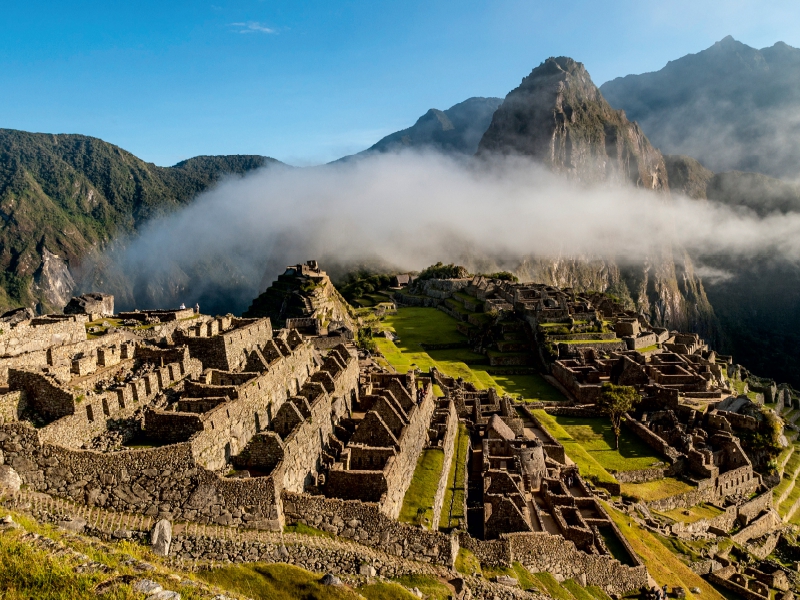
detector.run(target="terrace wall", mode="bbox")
[0,422,283,530]
[282,491,457,566]
[176,318,274,371]
[430,400,458,531]
[459,531,647,595]
[0,316,87,358]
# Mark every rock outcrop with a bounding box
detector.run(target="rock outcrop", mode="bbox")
[477,57,716,337]
[63,292,115,317]
[478,57,667,189]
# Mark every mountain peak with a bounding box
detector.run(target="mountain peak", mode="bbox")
[477,57,667,189]
[354,96,503,157]
[599,37,800,178]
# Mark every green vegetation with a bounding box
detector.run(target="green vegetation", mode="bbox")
[482,563,539,592]
[531,409,617,487]
[391,575,452,600]
[586,585,613,600]
[478,271,518,282]
[603,502,725,600]
[356,327,378,353]
[376,307,564,402]
[636,344,659,353]
[417,262,470,281]
[620,478,695,502]
[200,564,356,600]
[656,503,724,524]
[0,510,210,600]
[547,414,665,472]
[336,272,396,306]
[562,579,599,600]
[532,572,573,600]
[440,422,470,530]
[283,522,332,537]
[597,383,641,450]
[398,449,445,527]
[454,547,481,576]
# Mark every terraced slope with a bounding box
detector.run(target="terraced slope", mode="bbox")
[775,404,800,522]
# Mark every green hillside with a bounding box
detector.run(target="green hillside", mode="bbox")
[0,128,278,312]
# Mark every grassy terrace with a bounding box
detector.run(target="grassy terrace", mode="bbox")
[531,409,617,486]
[374,307,564,402]
[398,449,445,528]
[548,415,666,472]
[656,503,724,524]
[603,502,725,600]
[621,478,695,503]
[440,422,469,530]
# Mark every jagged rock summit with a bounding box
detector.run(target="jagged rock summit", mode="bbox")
[478,57,668,190]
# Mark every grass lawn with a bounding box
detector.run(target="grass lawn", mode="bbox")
[202,563,422,600]
[603,502,725,600]
[531,409,618,487]
[391,575,452,600]
[620,478,695,502]
[398,449,445,528]
[377,307,565,403]
[779,481,800,517]
[547,415,666,472]
[440,423,470,530]
[482,563,541,593]
[562,579,599,600]
[657,503,724,524]
[532,572,574,600]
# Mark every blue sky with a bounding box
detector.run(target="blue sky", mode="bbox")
[1,1,798,166]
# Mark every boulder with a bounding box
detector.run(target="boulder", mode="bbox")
[0,465,21,494]
[133,580,163,595]
[151,519,172,556]
[359,564,376,577]
[495,575,519,587]
[320,573,342,586]
[63,293,114,318]
[0,307,34,327]
[57,516,86,533]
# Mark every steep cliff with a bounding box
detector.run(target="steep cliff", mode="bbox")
[477,57,716,337]
[478,57,667,189]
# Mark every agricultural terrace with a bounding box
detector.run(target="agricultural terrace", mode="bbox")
[374,307,563,402]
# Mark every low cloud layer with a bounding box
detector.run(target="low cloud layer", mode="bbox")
[87,151,800,313]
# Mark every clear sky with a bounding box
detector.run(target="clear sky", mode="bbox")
[1,0,798,166]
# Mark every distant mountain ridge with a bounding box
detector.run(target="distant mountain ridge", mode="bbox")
[0,128,279,312]
[358,96,502,156]
[600,36,800,180]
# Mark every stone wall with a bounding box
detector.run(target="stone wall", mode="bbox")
[0,331,129,385]
[32,356,202,448]
[646,465,759,512]
[613,467,669,484]
[381,385,437,518]
[0,422,283,530]
[188,344,317,470]
[176,318,274,371]
[0,315,88,358]
[430,400,458,531]
[459,531,648,595]
[623,416,682,462]
[282,491,457,566]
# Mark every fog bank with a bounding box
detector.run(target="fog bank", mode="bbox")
[84,151,800,314]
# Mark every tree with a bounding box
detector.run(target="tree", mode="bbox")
[597,382,641,450]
